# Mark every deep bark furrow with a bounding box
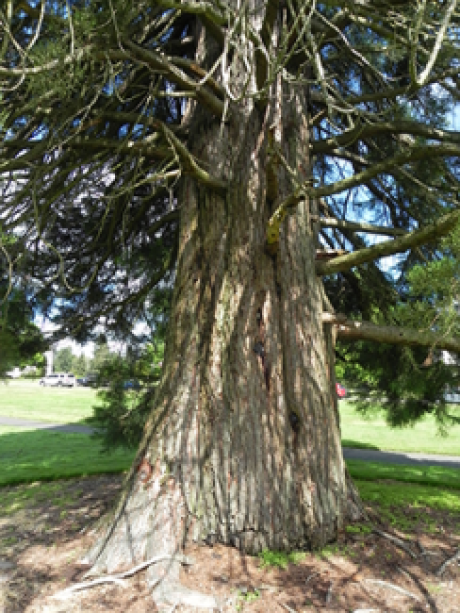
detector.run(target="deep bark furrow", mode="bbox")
[87,65,348,577]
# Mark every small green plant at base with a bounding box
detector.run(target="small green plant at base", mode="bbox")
[258,549,306,570]
[427,583,442,594]
[235,588,260,610]
[345,523,372,534]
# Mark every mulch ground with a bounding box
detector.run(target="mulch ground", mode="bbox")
[0,474,459,612]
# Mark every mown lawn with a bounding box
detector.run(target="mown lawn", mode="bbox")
[0,379,97,424]
[339,399,460,456]
[2,382,460,455]
[0,380,459,488]
[0,425,135,487]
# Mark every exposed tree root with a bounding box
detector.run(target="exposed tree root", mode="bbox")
[372,528,418,559]
[436,548,460,576]
[363,578,421,602]
[52,554,193,600]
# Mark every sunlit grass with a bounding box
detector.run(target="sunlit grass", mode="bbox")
[0,379,97,424]
[340,400,460,455]
[0,425,135,487]
[356,479,460,513]
[347,459,460,490]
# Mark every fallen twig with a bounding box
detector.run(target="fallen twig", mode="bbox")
[52,553,193,600]
[326,581,334,604]
[372,529,417,559]
[364,578,421,602]
[280,603,297,613]
[436,548,460,576]
[305,571,320,585]
[352,609,380,613]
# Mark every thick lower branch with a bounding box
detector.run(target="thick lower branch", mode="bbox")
[323,312,460,354]
[316,208,460,276]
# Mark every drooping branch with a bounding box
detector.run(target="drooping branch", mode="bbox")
[311,120,460,156]
[322,312,460,355]
[122,39,225,118]
[267,142,460,251]
[310,144,460,200]
[316,207,460,276]
[157,122,227,192]
[313,217,408,237]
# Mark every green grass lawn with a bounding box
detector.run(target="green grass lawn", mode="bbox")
[0,379,97,424]
[0,380,459,488]
[340,400,460,455]
[2,382,459,455]
[0,425,135,487]
[347,459,460,489]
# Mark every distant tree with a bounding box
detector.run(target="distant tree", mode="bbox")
[72,353,87,376]
[53,347,73,373]
[0,287,47,377]
[89,340,115,376]
[89,341,164,451]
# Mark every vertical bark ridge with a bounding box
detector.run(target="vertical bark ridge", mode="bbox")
[85,72,348,580]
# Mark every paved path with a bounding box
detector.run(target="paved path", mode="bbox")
[0,415,94,434]
[1,415,460,470]
[342,447,460,470]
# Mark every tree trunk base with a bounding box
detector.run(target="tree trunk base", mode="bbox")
[345,467,367,522]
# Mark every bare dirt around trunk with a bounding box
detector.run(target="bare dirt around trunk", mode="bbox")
[1,474,459,613]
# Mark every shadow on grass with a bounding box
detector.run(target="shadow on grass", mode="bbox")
[341,439,380,450]
[0,427,135,487]
[347,459,460,490]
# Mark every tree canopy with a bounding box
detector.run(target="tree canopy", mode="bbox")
[0,285,46,377]
[1,0,460,418]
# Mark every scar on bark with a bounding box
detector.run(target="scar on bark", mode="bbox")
[137,457,153,485]
[254,307,271,391]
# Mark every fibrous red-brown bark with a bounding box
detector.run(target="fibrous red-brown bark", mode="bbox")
[83,40,353,610]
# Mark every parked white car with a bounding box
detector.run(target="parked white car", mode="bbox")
[445,388,460,403]
[39,373,76,387]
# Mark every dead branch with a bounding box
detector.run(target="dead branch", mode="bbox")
[326,581,334,604]
[280,603,298,613]
[305,571,320,585]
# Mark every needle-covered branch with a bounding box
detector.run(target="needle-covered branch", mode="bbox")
[322,312,460,355]
[316,208,460,276]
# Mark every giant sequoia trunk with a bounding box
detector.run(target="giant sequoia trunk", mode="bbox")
[84,56,354,607]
